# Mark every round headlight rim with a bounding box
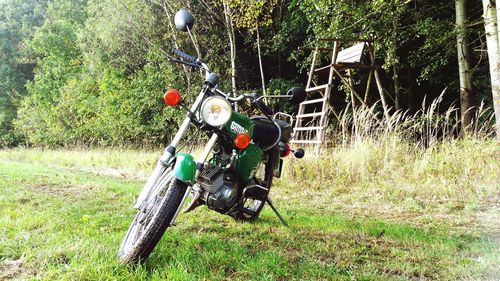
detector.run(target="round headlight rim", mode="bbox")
[200,96,233,127]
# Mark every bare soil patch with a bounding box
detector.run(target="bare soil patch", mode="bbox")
[0,259,33,280]
[31,183,97,196]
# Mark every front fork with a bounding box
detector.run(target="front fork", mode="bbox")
[134,85,218,210]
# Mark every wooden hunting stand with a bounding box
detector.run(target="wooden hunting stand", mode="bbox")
[291,38,388,154]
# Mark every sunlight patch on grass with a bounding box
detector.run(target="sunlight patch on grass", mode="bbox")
[0,139,498,279]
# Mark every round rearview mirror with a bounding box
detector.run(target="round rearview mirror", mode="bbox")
[174,9,194,32]
[287,87,307,104]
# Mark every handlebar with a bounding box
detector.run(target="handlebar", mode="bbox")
[171,48,210,79]
[172,48,200,65]
[214,89,246,101]
[214,89,274,116]
[253,99,274,116]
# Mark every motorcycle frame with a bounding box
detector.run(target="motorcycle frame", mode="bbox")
[135,83,218,210]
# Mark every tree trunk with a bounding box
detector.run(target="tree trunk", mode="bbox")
[456,0,476,135]
[393,62,400,110]
[256,28,266,96]
[374,69,390,120]
[497,0,500,43]
[223,1,237,95]
[392,21,401,111]
[483,0,500,139]
[160,1,191,94]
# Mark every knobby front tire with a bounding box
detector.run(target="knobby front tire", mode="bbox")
[117,172,186,264]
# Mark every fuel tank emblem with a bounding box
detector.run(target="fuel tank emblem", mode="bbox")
[230,121,248,135]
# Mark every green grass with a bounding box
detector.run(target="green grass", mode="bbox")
[0,140,499,280]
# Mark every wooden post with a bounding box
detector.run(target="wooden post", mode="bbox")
[364,43,375,104]
[306,47,318,90]
[348,69,357,108]
[374,69,390,120]
[364,69,374,104]
[332,68,367,107]
[368,45,389,119]
[326,41,339,98]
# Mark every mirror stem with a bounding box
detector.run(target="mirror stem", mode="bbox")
[186,26,202,60]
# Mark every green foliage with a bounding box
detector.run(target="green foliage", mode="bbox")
[80,0,162,73]
[0,0,47,146]
[17,61,184,146]
[228,0,277,31]
[0,0,495,147]
[14,0,85,146]
[12,0,189,146]
[265,78,296,112]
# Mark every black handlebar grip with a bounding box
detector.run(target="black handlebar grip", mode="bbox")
[256,99,274,116]
[172,49,199,64]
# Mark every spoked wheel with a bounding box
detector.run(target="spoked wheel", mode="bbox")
[117,166,187,264]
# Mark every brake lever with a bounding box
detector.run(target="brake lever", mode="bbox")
[168,58,201,69]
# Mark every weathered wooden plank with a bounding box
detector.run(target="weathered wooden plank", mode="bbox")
[296,112,324,118]
[318,38,373,43]
[293,126,324,131]
[336,43,365,63]
[299,47,335,51]
[301,98,326,105]
[306,84,328,92]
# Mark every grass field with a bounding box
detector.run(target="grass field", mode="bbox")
[0,139,499,280]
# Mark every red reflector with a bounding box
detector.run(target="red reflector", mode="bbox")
[234,134,251,150]
[283,143,291,157]
[163,89,182,106]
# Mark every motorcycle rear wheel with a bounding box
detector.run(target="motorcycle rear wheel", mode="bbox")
[117,167,186,263]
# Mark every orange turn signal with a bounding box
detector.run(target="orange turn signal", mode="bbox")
[163,89,182,106]
[234,133,251,150]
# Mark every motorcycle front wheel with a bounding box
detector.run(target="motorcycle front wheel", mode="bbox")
[117,166,186,263]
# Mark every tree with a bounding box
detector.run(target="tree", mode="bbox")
[228,0,278,96]
[14,0,87,145]
[455,0,476,135]
[0,0,47,146]
[482,0,500,138]
[1,0,496,146]
[80,0,160,74]
[222,0,238,95]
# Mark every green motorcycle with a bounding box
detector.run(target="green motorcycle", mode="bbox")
[117,9,306,264]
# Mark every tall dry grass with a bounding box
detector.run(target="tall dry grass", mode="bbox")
[332,92,495,147]
[277,95,498,225]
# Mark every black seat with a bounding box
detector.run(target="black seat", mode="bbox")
[251,117,292,149]
[275,119,292,143]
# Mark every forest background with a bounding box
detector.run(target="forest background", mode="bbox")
[1,0,498,147]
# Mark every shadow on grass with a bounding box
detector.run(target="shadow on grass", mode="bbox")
[0,160,492,280]
[131,206,488,280]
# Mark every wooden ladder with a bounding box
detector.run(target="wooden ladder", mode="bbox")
[291,39,385,155]
[291,43,340,154]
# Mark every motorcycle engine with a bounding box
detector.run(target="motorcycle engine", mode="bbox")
[198,164,237,213]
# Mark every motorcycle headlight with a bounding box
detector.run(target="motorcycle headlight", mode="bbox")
[200,97,232,127]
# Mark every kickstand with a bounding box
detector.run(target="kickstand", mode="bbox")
[265,197,288,227]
